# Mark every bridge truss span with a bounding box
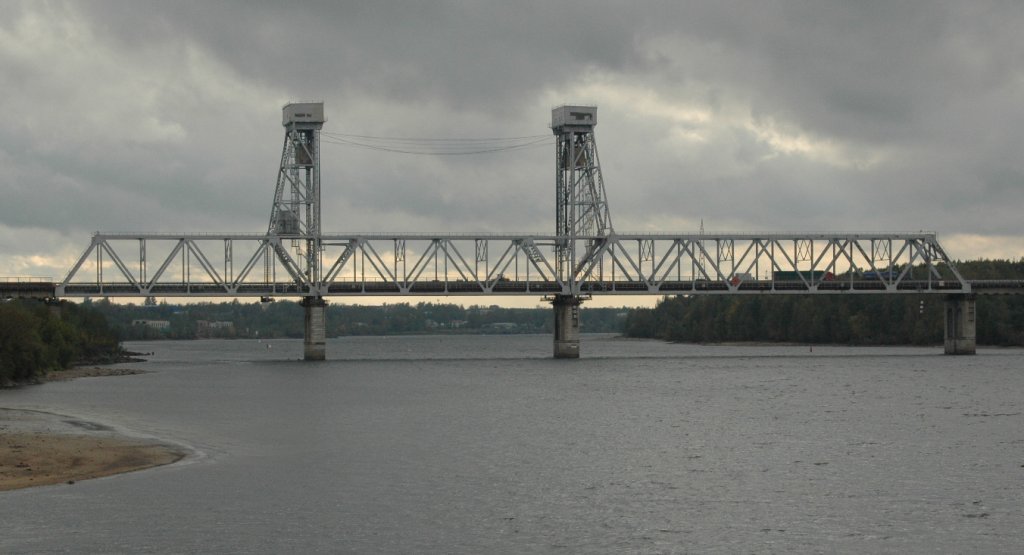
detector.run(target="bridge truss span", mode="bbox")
[56,230,969,298]
[49,102,987,359]
[57,232,566,298]
[578,231,970,295]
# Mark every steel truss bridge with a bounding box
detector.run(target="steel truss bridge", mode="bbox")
[14,102,1016,358]
[59,232,973,298]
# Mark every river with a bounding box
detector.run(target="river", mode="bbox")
[1,335,1023,553]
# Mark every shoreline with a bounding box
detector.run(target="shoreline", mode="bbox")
[46,366,149,382]
[1,366,149,389]
[0,408,188,492]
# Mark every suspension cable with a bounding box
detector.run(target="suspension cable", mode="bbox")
[319,131,554,156]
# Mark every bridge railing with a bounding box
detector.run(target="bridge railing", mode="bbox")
[1,276,53,283]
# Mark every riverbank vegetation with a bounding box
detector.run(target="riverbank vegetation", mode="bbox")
[624,259,1024,346]
[90,300,630,340]
[0,300,122,386]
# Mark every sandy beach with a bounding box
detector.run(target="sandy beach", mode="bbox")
[0,408,187,491]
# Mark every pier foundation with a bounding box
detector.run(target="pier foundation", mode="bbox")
[944,294,976,355]
[552,295,581,359]
[303,297,327,361]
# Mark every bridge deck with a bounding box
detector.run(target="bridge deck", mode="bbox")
[0,282,57,299]
[37,279,1020,298]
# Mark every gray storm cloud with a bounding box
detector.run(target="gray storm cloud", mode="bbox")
[1,0,1022,280]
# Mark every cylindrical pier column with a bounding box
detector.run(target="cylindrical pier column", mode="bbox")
[302,296,327,361]
[944,294,976,355]
[552,295,581,359]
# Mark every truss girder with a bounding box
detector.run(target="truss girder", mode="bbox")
[55,232,970,297]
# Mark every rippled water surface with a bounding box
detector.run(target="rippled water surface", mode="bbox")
[2,335,1023,553]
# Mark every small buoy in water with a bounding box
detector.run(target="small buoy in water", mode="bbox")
[809,346,813,353]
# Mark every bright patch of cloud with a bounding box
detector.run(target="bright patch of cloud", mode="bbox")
[0,223,91,279]
[744,119,886,169]
[944,234,1024,261]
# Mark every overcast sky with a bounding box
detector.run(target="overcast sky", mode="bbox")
[2,1,1023,291]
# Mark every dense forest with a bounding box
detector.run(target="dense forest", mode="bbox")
[624,259,1024,346]
[0,300,122,386]
[90,300,630,340]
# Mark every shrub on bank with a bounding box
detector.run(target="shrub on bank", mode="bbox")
[0,301,121,386]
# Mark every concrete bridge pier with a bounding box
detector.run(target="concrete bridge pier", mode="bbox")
[552,295,581,358]
[302,297,327,361]
[944,294,976,355]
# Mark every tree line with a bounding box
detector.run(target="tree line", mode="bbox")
[0,300,122,386]
[90,300,631,340]
[624,259,1024,346]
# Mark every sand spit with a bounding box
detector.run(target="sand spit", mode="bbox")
[0,408,187,491]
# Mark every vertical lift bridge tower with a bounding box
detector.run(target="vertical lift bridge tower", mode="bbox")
[270,102,326,360]
[551,105,613,358]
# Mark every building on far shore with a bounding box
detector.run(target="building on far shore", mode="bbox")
[196,320,236,338]
[483,322,518,332]
[132,319,170,330]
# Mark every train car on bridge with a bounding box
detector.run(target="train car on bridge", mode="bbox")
[772,270,835,282]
